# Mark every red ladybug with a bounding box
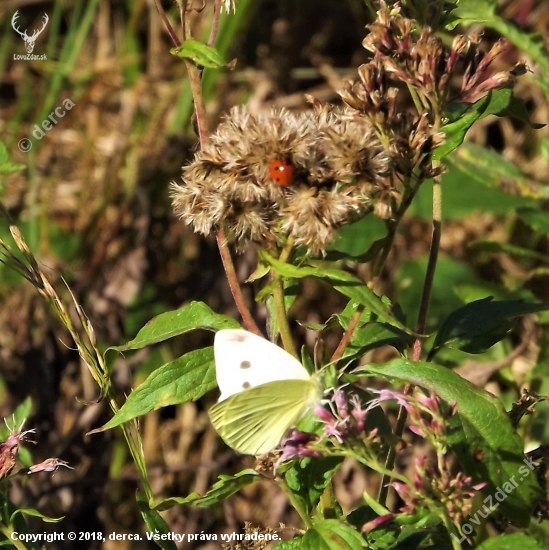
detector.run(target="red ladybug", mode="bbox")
[269,158,294,187]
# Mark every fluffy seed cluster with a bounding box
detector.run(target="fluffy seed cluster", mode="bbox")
[171,105,391,255]
[172,2,525,256]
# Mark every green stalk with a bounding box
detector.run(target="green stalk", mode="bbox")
[379,168,442,507]
[272,237,298,357]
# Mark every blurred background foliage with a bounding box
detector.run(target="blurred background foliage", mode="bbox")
[1,0,549,547]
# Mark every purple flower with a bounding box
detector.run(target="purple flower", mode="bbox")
[278,429,320,463]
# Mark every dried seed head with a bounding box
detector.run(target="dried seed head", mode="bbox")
[172,105,392,255]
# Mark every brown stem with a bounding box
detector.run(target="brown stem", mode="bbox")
[216,229,262,336]
[166,0,255,336]
[208,0,223,46]
[330,309,362,363]
[153,0,181,46]
[185,58,209,146]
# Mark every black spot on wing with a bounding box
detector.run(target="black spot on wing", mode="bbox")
[240,360,251,369]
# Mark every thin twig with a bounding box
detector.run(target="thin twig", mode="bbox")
[216,229,262,336]
[208,0,223,46]
[153,0,180,45]
[330,310,362,362]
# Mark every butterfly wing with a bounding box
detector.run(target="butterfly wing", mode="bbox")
[209,379,319,455]
[214,329,310,401]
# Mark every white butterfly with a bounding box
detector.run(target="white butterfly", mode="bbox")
[208,329,321,455]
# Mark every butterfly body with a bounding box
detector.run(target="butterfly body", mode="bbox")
[208,329,320,455]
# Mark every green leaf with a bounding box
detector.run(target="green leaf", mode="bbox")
[0,500,42,550]
[326,215,387,261]
[0,397,33,440]
[430,297,549,358]
[95,347,216,431]
[10,508,63,523]
[154,470,260,510]
[445,143,548,200]
[104,301,239,372]
[338,301,409,360]
[275,539,302,550]
[170,39,227,68]
[343,323,409,361]
[476,533,547,550]
[301,520,365,550]
[411,147,540,221]
[395,256,477,331]
[453,0,496,20]
[137,491,177,550]
[498,94,545,129]
[518,207,549,235]
[434,90,513,160]
[260,253,412,335]
[393,516,449,549]
[284,457,343,517]
[0,142,26,175]
[356,359,541,527]
[471,240,549,263]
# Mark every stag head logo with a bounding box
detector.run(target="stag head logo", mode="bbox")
[12,11,49,54]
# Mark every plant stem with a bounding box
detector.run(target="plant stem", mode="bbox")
[208,0,223,45]
[276,476,313,529]
[331,176,421,363]
[216,229,262,335]
[330,309,362,362]
[158,0,258,334]
[378,170,442,507]
[272,276,299,358]
[271,237,299,356]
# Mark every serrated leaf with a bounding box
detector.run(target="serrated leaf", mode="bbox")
[94,347,216,432]
[476,533,546,550]
[430,297,549,358]
[356,359,541,527]
[154,470,260,509]
[260,253,412,335]
[104,301,239,372]
[301,520,365,550]
[137,491,177,550]
[170,39,227,68]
